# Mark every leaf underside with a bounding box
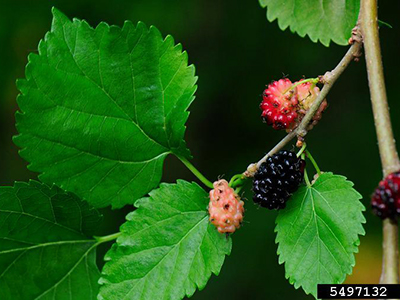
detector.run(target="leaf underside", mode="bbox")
[259,0,360,46]
[14,8,197,208]
[0,181,102,300]
[99,180,232,300]
[275,173,366,298]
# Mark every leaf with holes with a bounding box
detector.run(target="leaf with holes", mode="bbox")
[275,173,366,298]
[259,0,360,46]
[0,181,102,300]
[14,8,197,208]
[99,180,232,300]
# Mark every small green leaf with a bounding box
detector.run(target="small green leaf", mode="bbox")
[259,0,360,46]
[14,8,197,208]
[99,180,231,300]
[275,173,365,298]
[0,181,102,300]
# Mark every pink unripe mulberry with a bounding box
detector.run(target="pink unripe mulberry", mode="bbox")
[296,80,321,111]
[260,78,299,130]
[295,79,328,130]
[208,179,244,234]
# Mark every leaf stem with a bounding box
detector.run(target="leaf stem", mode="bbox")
[302,154,311,187]
[178,156,214,189]
[303,170,311,188]
[360,0,400,285]
[305,149,321,175]
[94,232,122,244]
[245,39,362,177]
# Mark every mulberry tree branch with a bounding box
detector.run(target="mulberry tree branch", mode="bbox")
[360,0,400,285]
[245,38,362,176]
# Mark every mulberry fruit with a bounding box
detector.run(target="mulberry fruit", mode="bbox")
[252,150,305,210]
[295,79,328,130]
[208,179,244,234]
[260,79,299,130]
[371,171,400,220]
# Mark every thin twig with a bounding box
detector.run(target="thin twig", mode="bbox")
[360,0,400,286]
[245,37,362,177]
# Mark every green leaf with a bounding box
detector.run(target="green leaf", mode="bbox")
[275,173,365,298]
[0,181,102,300]
[259,0,360,46]
[99,180,231,300]
[14,8,197,208]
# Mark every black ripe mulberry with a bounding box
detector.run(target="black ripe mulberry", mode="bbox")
[252,150,305,210]
[371,171,400,220]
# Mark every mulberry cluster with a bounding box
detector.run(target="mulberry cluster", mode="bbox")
[371,171,400,220]
[208,179,244,234]
[252,150,305,210]
[261,78,327,131]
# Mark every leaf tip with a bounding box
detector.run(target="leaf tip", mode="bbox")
[51,7,69,22]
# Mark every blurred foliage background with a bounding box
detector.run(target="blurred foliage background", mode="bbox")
[1,1,400,299]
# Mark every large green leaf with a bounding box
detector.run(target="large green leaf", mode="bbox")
[275,173,365,298]
[259,0,360,46]
[0,181,102,300]
[99,180,232,300]
[14,8,197,208]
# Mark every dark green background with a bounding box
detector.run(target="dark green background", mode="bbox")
[1,1,399,299]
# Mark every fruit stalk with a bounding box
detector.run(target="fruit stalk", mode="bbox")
[360,0,400,285]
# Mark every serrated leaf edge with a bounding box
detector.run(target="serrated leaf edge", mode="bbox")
[275,172,366,298]
[259,1,354,47]
[13,7,198,208]
[98,180,232,300]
